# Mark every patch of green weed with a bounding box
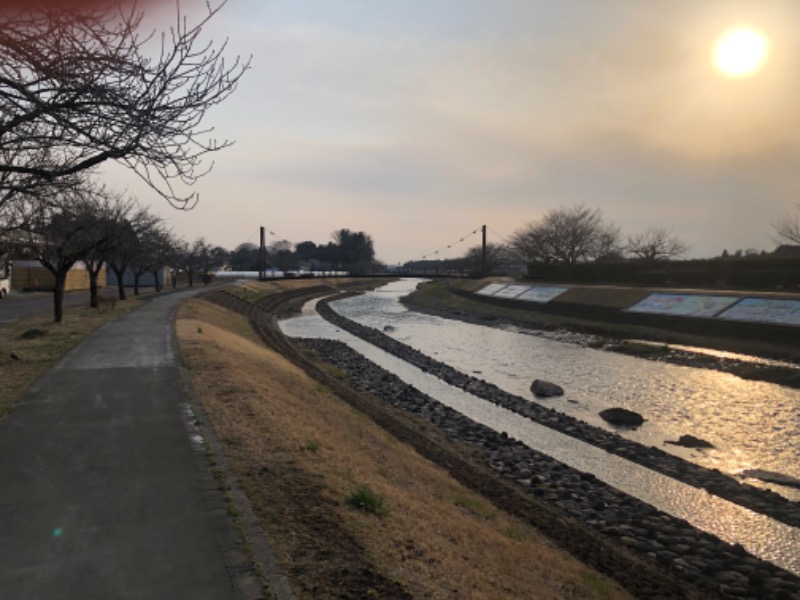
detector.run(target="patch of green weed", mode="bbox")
[453,495,496,520]
[347,485,387,516]
[577,571,616,600]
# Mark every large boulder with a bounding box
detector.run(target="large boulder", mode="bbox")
[599,407,645,427]
[530,379,564,398]
[665,434,714,449]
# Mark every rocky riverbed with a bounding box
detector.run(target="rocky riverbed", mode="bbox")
[300,335,800,599]
[315,298,800,529]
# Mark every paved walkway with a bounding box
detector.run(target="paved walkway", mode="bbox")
[0,290,242,599]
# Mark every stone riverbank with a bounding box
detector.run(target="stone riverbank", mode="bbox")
[300,336,800,599]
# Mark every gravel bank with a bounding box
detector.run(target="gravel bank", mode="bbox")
[315,298,800,529]
[307,296,800,599]
[301,337,800,599]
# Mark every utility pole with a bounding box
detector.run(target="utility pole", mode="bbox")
[259,226,265,281]
[481,224,487,276]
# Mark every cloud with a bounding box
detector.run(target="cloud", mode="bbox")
[105,0,800,263]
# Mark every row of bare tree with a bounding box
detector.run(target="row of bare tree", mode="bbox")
[507,204,689,268]
[12,184,225,322]
[412,205,692,274]
[441,202,800,275]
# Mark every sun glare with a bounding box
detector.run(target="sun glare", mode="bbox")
[713,26,769,78]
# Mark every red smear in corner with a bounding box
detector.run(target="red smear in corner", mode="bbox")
[0,0,168,13]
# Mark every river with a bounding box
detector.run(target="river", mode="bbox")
[279,278,800,575]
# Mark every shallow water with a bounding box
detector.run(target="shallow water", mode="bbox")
[279,280,800,575]
[331,280,800,494]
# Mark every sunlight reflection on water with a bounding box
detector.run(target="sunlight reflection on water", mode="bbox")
[280,300,800,575]
[331,280,800,500]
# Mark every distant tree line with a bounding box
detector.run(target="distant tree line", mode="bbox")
[405,202,800,290]
[228,228,377,274]
[403,205,691,276]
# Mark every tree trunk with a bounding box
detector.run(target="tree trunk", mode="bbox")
[54,271,67,323]
[187,269,194,287]
[88,261,103,308]
[89,271,99,308]
[113,266,127,300]
[152,269,161,292]
[171,269,177,289]
[134,273,140,296]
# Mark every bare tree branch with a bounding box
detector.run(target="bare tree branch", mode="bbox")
[625,227,689,262]
[771,204,800,246]
[0,0,249,211]
[510,205,621,266]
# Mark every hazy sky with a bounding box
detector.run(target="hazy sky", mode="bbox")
[105,0,800,264]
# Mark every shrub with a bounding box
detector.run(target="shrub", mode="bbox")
[347,485,387,516]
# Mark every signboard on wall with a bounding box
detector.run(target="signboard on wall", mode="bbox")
[493,285,532,299]
[516,286,569,303]
[627,293,739,318]
[475,283,568,303]
[718,298,800,327]
[476,283,509,296]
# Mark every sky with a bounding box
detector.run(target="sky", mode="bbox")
[103,0,800,265]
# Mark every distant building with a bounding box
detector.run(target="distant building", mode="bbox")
[106,266,171,288]
[11,260,105,292]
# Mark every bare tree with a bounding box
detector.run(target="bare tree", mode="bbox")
[150,229,179,292]
[83,190,131,308]
[0,1,249,213]
[175,238,206,287]
[130,225,175,295]
[625,227,689,262]
[509,221,555,264]
[772,204,800,245]
[17,182,109,322]
[461,243,510,274]
[106,203,162,300]
[201,244,228,284]
[510,205,621,266]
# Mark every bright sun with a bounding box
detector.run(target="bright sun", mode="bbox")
[713,26,769,78]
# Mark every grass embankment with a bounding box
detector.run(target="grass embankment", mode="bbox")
[222,277,328,303]
[176,288,632,600]
[0,292,146,420]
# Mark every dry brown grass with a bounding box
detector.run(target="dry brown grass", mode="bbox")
[226,277,360,304]
[0,293,148,419]
[176,298,633,600]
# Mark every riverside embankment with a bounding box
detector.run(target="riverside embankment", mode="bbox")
[314,296,800,528]
[203,279,800,599]
[283,285,800,599]
[301,336,800,599]
[197,283,642,600]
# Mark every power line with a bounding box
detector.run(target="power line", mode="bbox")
[245,228,261,244]
[264,229,293,245]
[487,226,512,245]
[403,226,483,264]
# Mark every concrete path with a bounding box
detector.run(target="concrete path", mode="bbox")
[0,289,244,599]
